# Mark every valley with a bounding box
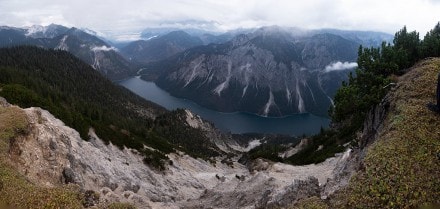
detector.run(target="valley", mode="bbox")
[0,16,439,209]
[138,26,391,117]
[119,76,330,136]
[0,24,392,120]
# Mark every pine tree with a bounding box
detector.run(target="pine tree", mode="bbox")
[393,26,421,68]
[421,22,440,57]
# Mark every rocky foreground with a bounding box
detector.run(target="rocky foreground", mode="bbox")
[1,96,357,209]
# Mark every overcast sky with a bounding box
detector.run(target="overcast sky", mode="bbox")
[1,0,439,36]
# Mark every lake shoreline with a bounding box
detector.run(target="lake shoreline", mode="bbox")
[119,76,330,136]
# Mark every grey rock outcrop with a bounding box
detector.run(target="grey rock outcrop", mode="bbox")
[7,105,355,208]
[0,97,10,107]
[360,94,391,148]
[321,91,393,198]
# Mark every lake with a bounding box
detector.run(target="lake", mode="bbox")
[119,76,330,136]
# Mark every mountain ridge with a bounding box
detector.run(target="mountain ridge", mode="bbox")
[0,25,134,80]
[121,30,203,64]
[144,29,360,117]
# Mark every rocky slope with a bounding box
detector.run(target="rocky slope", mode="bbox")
[147,27,360,117]
[0,25,133,80]
[1,97,354,208]
[3,58,436,209]
[294,58,440,208]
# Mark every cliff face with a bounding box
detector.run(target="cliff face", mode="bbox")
[151,30,358,117]
[2,98,353,208]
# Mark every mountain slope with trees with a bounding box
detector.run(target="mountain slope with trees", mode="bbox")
[0,25,134,80]
[288,22,440,209]
[0,46,228,169]
[247,22,440,166]
[293,57,440,209]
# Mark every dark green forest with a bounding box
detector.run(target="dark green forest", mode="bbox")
[331,23,440,134]
[0,46,222,169]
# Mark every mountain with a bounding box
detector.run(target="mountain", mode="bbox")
[46,27,134,80]
[1,43,437,209]
[121,30,203,64]
[144,27,360,117]
[0,25,133,80]
[313,29,394,47]
[0,46,352,208]
[0,46,241,166]
[0,26,28,45]
[140,27,212,39]
[2,57,437,209]
[197,28,257,45]
[25,24,70,38]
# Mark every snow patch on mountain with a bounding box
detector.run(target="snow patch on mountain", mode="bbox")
[80,28,107,38]
[25,25,46,36]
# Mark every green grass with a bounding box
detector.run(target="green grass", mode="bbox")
[0,105,84,208]
[293,58,440,208]
[0,105,138,208]
[107,202,137,209]
[292,197,329,209]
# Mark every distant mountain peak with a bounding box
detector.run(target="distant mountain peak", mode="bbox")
[0,24,133,80]
[25,24,69,39]
[121,30,203,64]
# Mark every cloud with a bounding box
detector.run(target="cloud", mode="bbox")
[91,45,118,52]
[324,61,358,72]
[0,0,439,36]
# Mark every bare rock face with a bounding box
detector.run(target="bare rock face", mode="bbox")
[153,30,359,117]
[8,106,354,208]
[0,97,10,107]
[360,94,391,148]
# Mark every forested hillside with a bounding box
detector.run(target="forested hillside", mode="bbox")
[0,46,224,169]
[290,23,440,164]
[246,23,440,166]
[294,57,440,209]
[331,23,440,138]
